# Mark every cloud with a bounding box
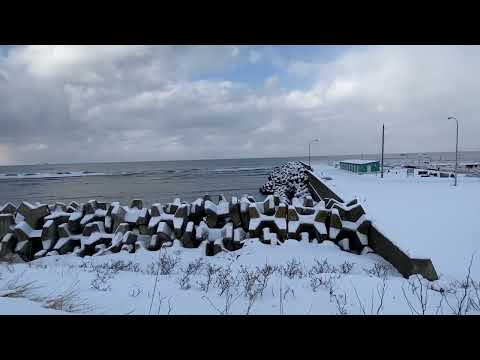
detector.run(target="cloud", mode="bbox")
[7,45,147,82]
[249,50,262,64]
[0,45,479,165]
[264,75,279,89]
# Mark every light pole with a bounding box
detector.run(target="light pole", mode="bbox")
[309,139,319,167]
[448,116,459,186]
[381,124,385,178]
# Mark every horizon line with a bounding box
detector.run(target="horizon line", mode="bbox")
[1,150,479,167]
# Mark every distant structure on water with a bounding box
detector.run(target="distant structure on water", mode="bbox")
[463,162,480,170]
[339,160,380,174]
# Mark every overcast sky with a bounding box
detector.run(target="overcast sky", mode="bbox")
[0,45,478,165]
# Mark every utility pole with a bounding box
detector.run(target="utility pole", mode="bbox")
[455,118,458,186]
[448,116,459,186]
[381,124,385,178]
[308,139,319,167]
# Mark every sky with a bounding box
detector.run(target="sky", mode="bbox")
[0,45,479,165]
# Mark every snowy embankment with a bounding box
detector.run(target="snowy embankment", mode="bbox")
[1,235,479,315]
[1,239,467,315]
[312,162,480,280]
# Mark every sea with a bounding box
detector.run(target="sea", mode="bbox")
[1,151,479,206]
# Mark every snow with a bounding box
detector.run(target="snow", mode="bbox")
[14,221,34,234]
[82,232,113,247]
[157,222,172,236]
[15,212,25,223]
[148,216,161,229]
[217,200,229,216]
[233,227,246,243]
[291,197,304,209]
[31,230,42,238]
[43,219,54,228]
[124,207,147,223]
[95,209,107,218]
[14,221,42,239]
[289,219,327,237]
[54,237,75,250]
[300,232,309,242]
[240,197,250,213]
[341,217,367,231]
[173,216,185,230]
[312,162,480,279]
[35,249,48,257]
[361,246,374,255]
[80,214,96,226]
[0,228,478,315]
[196,221,230,242]
[0,297,70,315]
[149,213,174,229]
[249,211,287,232]
[45,211,70,220]
[185,222,194,233]
[111,204,123,216]
[337,238,350,251]
[14,232,479,315]
[110,232,124,247]
[204,200,217,213]
[0,240,397,315]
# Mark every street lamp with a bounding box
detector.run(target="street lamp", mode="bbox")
[448,116,459,186]
[381,124,385,178]
[309,139,319,167]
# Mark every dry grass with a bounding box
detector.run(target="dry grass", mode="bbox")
[0,271,40,298]
[41,286,94,314]
[1,269,94,314]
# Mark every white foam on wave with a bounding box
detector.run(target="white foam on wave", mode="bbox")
[0,165,272,180]
[0,171,107,180]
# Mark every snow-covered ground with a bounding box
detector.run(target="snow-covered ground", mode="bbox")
[1,162,480,315]
[312,162,480,280]
[1,237,478,315]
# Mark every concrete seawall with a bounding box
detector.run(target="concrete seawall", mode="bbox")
[305,170,344,203]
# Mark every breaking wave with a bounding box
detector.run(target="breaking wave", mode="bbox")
[0,165,273,181]
[0,171,107,180]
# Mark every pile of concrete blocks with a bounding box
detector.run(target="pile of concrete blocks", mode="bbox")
[204,195,230,228]
[80,200,108,227]
[248,195,287,243]
[260,161,313,204]
[0,212,17,258]
[325,198,371,254]
[238,195,256,231]
[287,201,329,243]
[0,190,378,262]
[0,203,17,215]
[189,197,206,224]
[196,221,232,255]
[7,202,51,260]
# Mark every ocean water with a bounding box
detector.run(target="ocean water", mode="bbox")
[1,152,479,206]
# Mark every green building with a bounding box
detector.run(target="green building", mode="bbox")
[339,159,380,174]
